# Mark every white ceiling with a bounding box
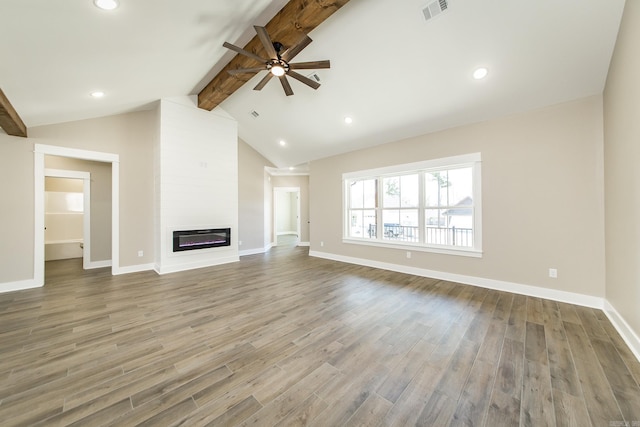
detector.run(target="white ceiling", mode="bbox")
[0,0,626,170]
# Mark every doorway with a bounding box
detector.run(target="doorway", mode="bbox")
[34,144,120,287]
[273,187,300,247]
[44,169,90,268]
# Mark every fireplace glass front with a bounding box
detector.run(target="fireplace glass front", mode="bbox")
[172,228,231,252]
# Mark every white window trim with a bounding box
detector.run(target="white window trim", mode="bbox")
[342,153,482,257]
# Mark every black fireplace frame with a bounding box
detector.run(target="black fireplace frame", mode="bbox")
[172,228,231,252]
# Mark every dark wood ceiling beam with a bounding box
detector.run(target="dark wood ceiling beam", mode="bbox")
[0,88,27,138]
[197,0,351,111]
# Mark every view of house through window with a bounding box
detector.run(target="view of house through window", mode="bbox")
[344,154,481,255]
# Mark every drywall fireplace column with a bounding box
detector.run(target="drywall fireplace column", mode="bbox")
[154,98,239,274]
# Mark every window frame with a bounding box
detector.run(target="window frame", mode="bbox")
[342,153,482,257]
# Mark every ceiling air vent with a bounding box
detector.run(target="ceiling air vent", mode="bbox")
[423,0,448,21]
[307,73,321,83]
[250,110,260,118]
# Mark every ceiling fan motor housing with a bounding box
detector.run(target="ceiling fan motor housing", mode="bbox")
[267,59,290,74]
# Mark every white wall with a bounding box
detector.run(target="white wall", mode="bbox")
[275,190,297,234]
[155,98,239,274]
[44,177,84,261]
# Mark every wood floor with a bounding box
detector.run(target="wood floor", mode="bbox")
[1,244,639,426]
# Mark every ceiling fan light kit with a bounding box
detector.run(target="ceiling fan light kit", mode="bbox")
[223,26,330,96]
[93,0,119,11]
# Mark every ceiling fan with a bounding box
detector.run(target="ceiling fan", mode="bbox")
[223,26,330,96]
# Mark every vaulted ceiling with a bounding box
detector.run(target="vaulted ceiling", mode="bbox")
[0,0,626,169]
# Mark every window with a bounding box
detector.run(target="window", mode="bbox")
[343,153,482,256]
[347,178,377,239]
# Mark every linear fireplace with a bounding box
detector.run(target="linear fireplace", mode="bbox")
[172,228,231,252]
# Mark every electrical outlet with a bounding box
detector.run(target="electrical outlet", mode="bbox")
[138,250,143,257]
[320,241,324,247]
[406,251,412,259]
[239,240,242,246]
[549,268,557,278]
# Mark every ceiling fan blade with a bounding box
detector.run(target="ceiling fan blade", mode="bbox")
[281,35,312,62]
[254,26,278,59]
[279,75,294,96]
[289,60,331,70]
[222,42,267,64]
[228,67,266,75]
[253,72,274,91]
[287,70,321,90]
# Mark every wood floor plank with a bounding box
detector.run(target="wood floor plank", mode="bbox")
[381,363,442,426]
[526,297,545,325]
[552,389,591,427]
[312,362,391,426]
[343,392,392,427]
[273,393,328,427]
[0,250,639,426]
[590,338,640,421]
[506,294,527,342]
[598,318,640,387]
[484,390,521,427]
[175,394,262,427]
[434,338,481,400]
[485,337,524,426]
[415,390,458,426]
[556,302,582,325]
[477,319,508,363]
[541,299,582,397]
[520,359,556,426]
[524,321,548,365]
[240,362,338,426]
[449,359,496,426]
[564,321,624,426]
[376,338,435,403]
[574,306,610,342]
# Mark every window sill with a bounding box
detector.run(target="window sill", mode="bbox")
[342,238,483,258]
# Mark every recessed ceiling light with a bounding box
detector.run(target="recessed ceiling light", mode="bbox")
[279,140,286,147]
[90,91,105,98]
[344,116,353,124]
[473,67,488,80]
[289,167,295,171]
[94,0,119,10]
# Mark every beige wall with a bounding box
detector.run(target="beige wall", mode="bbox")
[271,175,310,244]
[238,139,274,252]
[310,96,606,297]
[45,177,83,192]
[603,1,640,339]
[45,157,112,262]
[0,134,35,283]
[29,110,155,269]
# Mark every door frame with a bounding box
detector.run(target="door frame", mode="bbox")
[35,144,120,286]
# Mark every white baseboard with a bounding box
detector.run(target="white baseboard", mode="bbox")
[114,263,155,275]
[239,247,269,257]
[309,250,604,309]
[0,279,40,294]
[603,301,640,362]
[297,241,310,247]
[277,231,298,236]
[84,260,112,270]
[239,242,275,257]
[154,256,239,275]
